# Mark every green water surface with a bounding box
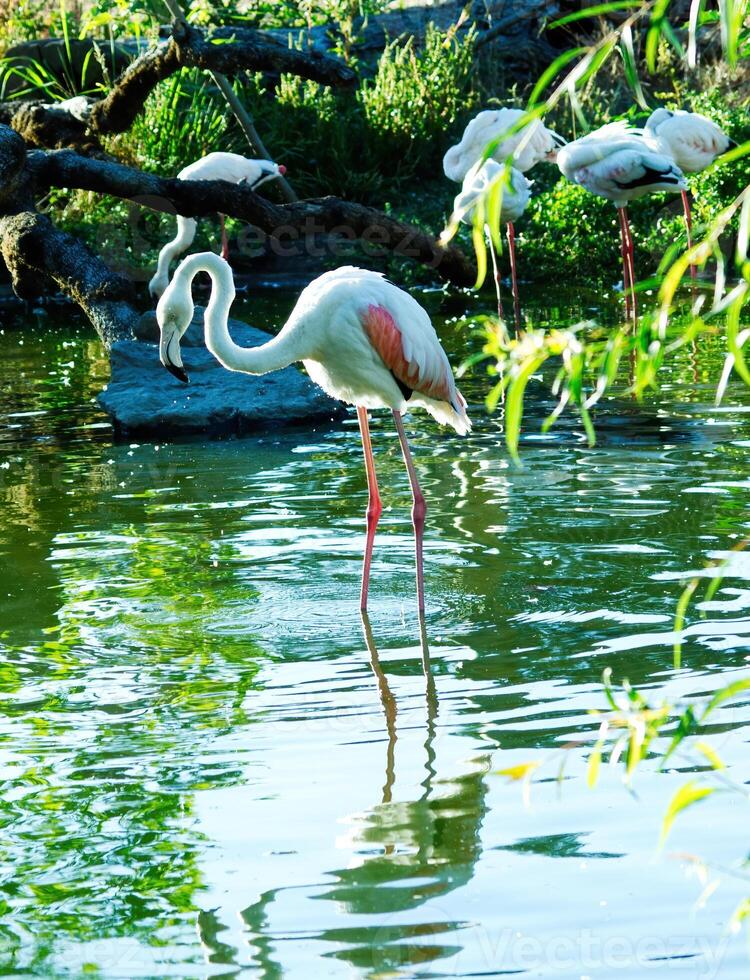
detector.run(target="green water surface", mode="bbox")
[0,289,748,978]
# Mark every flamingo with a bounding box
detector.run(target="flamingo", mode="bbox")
[557,123,687,318]
[148,152,286,299]
[451,160,531,327]
[443,108,560,324]
[156,254,471,612]
[443,107,564,182]
[645,108,733,278]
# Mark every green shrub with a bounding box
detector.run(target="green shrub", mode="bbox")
[110,24,476,206]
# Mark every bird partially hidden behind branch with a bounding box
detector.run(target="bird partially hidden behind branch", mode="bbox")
[557,123,687,319]
[148,152,286,300]
[451,160,531,329]
[156,254,471,612]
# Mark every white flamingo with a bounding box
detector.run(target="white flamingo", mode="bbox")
[443,108,560,323]
[451,160,531,326]
[443,107,564,182]
[557,123,687,317]
[156,254,471,612]
[645,108,734,277]
[148,152,286,299]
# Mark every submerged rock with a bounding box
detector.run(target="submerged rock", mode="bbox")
[98,309,344,438]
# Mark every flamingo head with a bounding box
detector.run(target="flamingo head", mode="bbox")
[156,276,193,384]
[544,130,567,163]
[645,108,674,136]
[242,160,287,191]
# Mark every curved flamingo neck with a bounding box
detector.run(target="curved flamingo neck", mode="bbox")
[150,216,197,296]
[174,253,302,376]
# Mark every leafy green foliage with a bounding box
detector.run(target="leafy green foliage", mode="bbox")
[112,24,475,205]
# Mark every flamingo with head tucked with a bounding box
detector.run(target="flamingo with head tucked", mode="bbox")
[443,108,561,324]
[443,107,564,182]
[451,159,531,326]
[645,108,734,278]
[148,152,286,299]
[557,123,687,318]
[156,254,471,612]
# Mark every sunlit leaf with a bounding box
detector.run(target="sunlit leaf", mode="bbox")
[505,352,547,463]
[673,578,699,669]
[619,24,648,109]
[528,47,587,106]
[694,741,726,770]
[646,0,673,73]
[495,762,541,781]
[548,1,643,29]
[660,781,715,847]
[701,679,750,721]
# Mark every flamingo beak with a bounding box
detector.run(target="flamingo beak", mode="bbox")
[165,362,189,384]
[277,164,287,175]
[159,327,190,384]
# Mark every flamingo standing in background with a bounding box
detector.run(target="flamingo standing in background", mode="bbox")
[443,108,562,324]
[645,108,734,279]
[451,159,531,327]
[557,123,687,318]
[156,254,471,612]
[148,153,286,299]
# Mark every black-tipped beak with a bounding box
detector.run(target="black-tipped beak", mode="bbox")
[165,362,189,384]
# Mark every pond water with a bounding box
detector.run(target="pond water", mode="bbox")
[0,286,749,978]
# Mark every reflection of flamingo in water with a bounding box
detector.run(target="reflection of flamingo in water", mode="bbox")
[361,611,437,812]
[241,614,488,976]
[157,254,470,612]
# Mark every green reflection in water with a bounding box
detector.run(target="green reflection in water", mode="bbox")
[0,290,749,977]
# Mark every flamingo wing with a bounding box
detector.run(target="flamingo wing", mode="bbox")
[360,303,459,407]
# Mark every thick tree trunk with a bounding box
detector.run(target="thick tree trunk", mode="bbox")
[0,211,139,344]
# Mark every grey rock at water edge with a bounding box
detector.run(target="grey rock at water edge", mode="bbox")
[98,309,345,438]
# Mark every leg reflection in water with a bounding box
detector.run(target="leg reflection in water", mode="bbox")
[360,610,438,809]
[241,618,489,977]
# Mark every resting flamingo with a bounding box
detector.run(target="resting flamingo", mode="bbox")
[451,159,531,327]
[156,254,471,612]
[443,107,563,182]
[148,152,286,299]
[443,108,561,321]
[645,108,733,278]
[557,123,687,318]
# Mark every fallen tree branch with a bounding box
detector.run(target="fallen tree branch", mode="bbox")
[27,148,476,287]
[0,210,138,344]
[2,19,357,151]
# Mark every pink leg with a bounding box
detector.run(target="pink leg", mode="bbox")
[506,222,521,329]
[617,207,631,320]
[682,190,696,281]
[357,406,382,611]
[486,232,504,321]
[220,214,229,261]
[392,410,426,613]
[623,206,637,321]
